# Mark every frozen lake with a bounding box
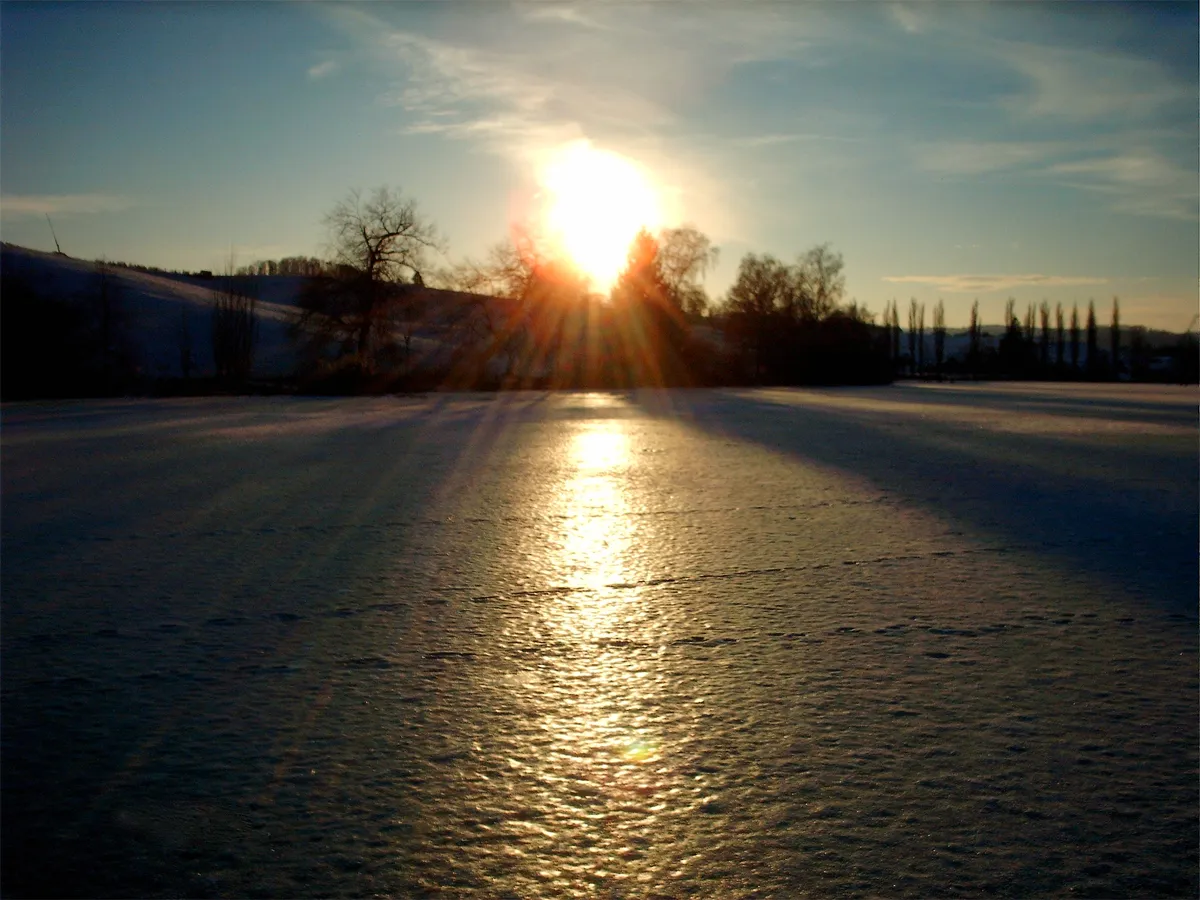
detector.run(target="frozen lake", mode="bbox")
[2,384,1197,897]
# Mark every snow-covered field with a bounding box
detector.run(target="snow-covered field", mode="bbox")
[2,383,1196,898]
[1,244,302,379]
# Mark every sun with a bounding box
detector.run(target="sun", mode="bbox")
[536,140,662,291]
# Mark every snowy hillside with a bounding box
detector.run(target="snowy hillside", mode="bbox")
[0,245,508,382]
[2,243,299,379]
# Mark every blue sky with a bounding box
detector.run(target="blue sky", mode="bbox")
[2,1,1196,328]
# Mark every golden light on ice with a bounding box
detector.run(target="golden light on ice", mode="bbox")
[511,400,686,883]
[574,428,628,473]
[537,140,662,291]
[559,424,631,594]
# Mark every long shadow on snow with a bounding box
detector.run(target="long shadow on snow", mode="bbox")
[848,382,1199,427]
[637,387,1198,614]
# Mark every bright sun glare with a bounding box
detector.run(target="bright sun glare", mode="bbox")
[537,140,662,292]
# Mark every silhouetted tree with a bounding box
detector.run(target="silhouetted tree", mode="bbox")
[794,243,845,321]
[968,299,981,374]
[932,299,945,376]
[721,243,885,385]
[1004,298,1018,342]
[1086,299,1098,377]
[883,299,893,365]
[890,300,901,366]
[1110,297,1121,380]
[446,236,538,301]
[907,299,919,376]
[726,253,796,381]
[295,186,441,373]
[916,302,926,374]
[1070,303,1081,372]
[1039,301,1051,369]
[612,229,691,385]
[440,237,544,381]
[1129,325,1148,380]
[1055,302,1065,369]
[212,265,257,383]
[883,299,901,370]
[656,225,718,317]
[998,297,1030,376]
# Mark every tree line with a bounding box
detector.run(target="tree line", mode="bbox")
[290,186,892,392]
[4,184,1196,398]
[877,295,1197,383]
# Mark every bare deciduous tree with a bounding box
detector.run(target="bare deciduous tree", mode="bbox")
[212,263,257,384]
[657,225,718,317]
[295,187,442,372]
[795,243,845,321]
[725,253,797,380]
[441,232,591,381]
[326,186,439,284]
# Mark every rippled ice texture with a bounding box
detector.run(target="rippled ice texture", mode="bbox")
[3,384,1197,898]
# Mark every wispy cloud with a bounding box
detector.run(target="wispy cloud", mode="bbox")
[888,4,924,35]
[307,59,339,80]
[321,3,1195,256]
[323,3,818,239]
[897,12,1195,223]
[737,132,863,149]
[1,193,135,218]
[915,140,1070,176]
[882,273,1109,293]
[328,4,814,160]
[519,4,606,30]
[920,139,1198,222]
[1048,150,1198,222]
[915,133,1196,227]
[1000,40,1187,123]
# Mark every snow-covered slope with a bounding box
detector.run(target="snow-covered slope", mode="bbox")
[1,244,515,382]
[2,244,298,378]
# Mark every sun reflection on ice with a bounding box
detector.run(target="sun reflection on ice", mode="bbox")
[488,401,707,891]
[542,417,673,774]
[556,426,632,600]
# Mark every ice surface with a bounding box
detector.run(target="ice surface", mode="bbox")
[2,384,1196,897]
